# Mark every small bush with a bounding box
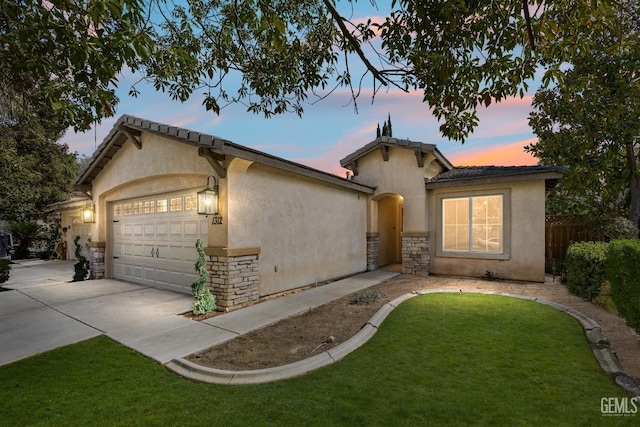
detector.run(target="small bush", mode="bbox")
[602,217,638,241]
[564,242,608,300]
[192,238,215,315]
[350,289,381,305]
[592,281,618,314]
[0,259,10,284]
[605,240,640,332]
[72,236,90,282]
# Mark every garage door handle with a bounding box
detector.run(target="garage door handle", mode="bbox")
[150,248,154,258]
[156,248,159,258]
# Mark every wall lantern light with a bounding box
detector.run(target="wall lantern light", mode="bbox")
[197,176,219,215]
[82,201,95,223]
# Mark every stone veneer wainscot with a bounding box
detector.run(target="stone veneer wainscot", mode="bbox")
[205,247,260,312]
[401,232,429,275]
[88,242,106,279]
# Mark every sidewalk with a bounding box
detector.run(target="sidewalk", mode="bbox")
[107,269,400,364]
[0,260,398,366]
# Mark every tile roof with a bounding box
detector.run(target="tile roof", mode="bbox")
[339,136,454,171]
[426,165,566,190]
[74,115,375,195]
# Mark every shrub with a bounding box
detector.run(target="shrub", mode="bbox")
[7,221,43,259]
[192,238,216,315]
[605,240,640,332]
[564,242,608,300]
[602,217,638,241]
[72,236,90,282]
[0,259,10,284]
[350,289,381,305]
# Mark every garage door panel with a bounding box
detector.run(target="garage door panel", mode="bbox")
[133,266,145,279]
[113,244,123,257]
[184,221,199,236]
[167,245,185,262]
[156,222,168,235]
[144,224,155,237]
[112,192,206,294]
[132,244,144,257]
[169,222,182,235]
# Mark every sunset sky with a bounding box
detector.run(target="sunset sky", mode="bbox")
[60,2,542,177]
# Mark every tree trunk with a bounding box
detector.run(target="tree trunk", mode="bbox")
[630,176,640,228]
[627,140,640,228]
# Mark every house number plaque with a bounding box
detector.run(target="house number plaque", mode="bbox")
[211,215,223,225]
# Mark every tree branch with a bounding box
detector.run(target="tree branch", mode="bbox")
[322,0,388,87]
[522,0,536,50]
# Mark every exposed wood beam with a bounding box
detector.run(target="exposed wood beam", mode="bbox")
[415,149,424,168]
[119,125,142,149]
[380,144,389,161]
[198,147,227,178]
[351,160,359,177]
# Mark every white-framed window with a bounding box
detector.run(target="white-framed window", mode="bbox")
[156,199,168,213]
[114,204,123,217]
[439,190,510,259]
[184,195,196,211]
[170,197,183,212]
[123,203,132,216]
[133,202,143,215]
[144,200,155,214]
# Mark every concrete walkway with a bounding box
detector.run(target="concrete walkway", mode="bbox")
[0,260,398,367]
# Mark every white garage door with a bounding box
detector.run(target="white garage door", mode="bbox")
[112,191,208,294]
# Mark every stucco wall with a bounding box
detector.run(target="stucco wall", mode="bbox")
[428,180,546,282]
[90,133,213,238]
[226,159,368,296]
[59,208,90,261]
[353,148,442,233]
[89,133,215,277]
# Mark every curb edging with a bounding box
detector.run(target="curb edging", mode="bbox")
[167,289,640,396]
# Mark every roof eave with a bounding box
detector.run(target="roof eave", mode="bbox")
[73,115,376,195]
[425,170,565,189]
[339,136,453,171]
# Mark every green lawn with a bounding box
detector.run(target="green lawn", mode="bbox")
[0,293,634,426]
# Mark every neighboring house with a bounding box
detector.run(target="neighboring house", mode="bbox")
[71,115,564,311]
[48,195,92,261]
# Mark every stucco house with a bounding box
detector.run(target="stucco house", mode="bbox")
[64,115,563,311]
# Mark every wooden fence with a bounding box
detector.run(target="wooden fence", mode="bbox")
[544,215,604,274]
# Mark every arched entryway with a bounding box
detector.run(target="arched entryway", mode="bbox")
[377,194,404,267]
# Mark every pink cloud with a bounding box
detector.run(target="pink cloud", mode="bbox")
[292,123,378,176]
[449,139,538,166]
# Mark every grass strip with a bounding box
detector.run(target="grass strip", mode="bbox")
[0,293,634,426]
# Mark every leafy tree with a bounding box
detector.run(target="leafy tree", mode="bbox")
[2,1,627,140]
[527,1,640,226]
[0,112,80,221]
[0,0,152,132]
[6,221,43,260]
[377,113,392,137]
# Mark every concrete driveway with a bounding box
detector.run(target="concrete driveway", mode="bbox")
[1,260,400,369]
[0,260,219,366]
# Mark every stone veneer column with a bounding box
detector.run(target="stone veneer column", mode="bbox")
[401,232,430,276]
[205,246,260,312]
[88,242,106,279]
[366,232,380,271]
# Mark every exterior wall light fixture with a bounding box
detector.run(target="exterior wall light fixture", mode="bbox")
[197,175,219,215]
[82,201,95,223]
